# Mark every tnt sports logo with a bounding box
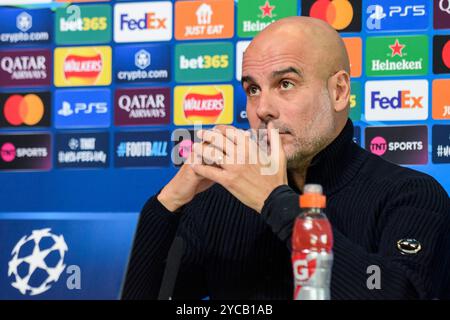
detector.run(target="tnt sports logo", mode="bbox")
[114,2,172,43]
[302,0,361,32]
[366,0,428,32]
[175,42,233,83]
[56,4,111,45]
[114,131,170,167]
[54,46,111,87]
[8,228,68,296]
[174,85,233,125]
[365,126,428,165]
[1,94,48,127]
[0,134,51,170]
[365,80,428,121]
[175,0,234,40]
[1,142,16,162]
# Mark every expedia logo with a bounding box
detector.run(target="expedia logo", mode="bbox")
[365,126,428,165]
[174,85,233,125]
[0,133,51,170]
[302,0,361,32]
[114,88,170,126]
[365,80,428,121]
[0,92,50,128]
[54,46,111,87]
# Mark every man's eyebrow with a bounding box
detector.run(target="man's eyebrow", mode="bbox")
[271,67,302,78]
[241,75,257,87]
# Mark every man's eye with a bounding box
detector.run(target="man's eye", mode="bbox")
[280,80,294,90]
[247,86,260,96]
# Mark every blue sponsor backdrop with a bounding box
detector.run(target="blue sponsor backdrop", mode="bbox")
[0,0,449,300]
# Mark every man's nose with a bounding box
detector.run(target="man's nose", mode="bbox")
[255,92,279,122]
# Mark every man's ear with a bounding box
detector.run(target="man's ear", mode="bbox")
[328,70,351,113]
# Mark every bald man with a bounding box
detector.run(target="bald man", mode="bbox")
[122,17,450,300]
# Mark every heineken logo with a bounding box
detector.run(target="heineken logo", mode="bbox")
[366,35,428,76]
[389,39,405,57]
[259,0,276,18]
[238,0,297,37]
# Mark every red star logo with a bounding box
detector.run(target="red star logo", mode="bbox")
[259,0,275,18]
[389,39,406,57]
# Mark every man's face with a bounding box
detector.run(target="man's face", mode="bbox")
[242,35,337,167]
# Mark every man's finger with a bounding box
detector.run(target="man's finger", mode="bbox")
[197,129,236,157]
[190,162,225,185]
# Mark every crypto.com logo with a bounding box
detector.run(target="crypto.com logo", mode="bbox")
[171,124,281,175]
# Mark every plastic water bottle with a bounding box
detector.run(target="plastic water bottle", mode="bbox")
[292,184,334,300]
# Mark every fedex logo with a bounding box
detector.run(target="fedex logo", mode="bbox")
[365,80,428,121]
[120,12,167,31]
[114,2,172,43]
[371,91,423,109]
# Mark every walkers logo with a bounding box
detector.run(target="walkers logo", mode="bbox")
[0,133,51,171]
[175,0,234,40]
[342,37,362,78]
[236,41,251,81]
[302,0,361,32]
[55,4,111,45]
[432,79,450,120]
[365,126,428,165]
[432,125,450,164]
[366,36,428,77]
[0,49,51,87]
[435,0,450,29]
[433,35,450,74]
[114,131,170,167]
[174,85,233,125]
[54,46,111,87]
[0,92,50,128]
[115,88,170,126]
[175,42,233,83]
[365,80,428,121]
[54,89,111,128]
[349,81,362,122]
[365,0,429,32]
[238,0,298,38]
[114,44,170,83]
[0,8,51,45]
[56,132,109,168]
[114,2,172,43]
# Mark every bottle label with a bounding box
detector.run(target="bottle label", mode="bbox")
[292,251,333,300]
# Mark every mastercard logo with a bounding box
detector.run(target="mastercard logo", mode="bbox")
[309,0,354,30]
[3,94,44,126]
[0,142,16,162]
[443,40,450,69]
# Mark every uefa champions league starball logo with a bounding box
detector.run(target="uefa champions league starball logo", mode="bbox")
[8,228,68,296]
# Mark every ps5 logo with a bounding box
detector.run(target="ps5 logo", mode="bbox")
[367,4,426,30]
[58,101,108,117]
